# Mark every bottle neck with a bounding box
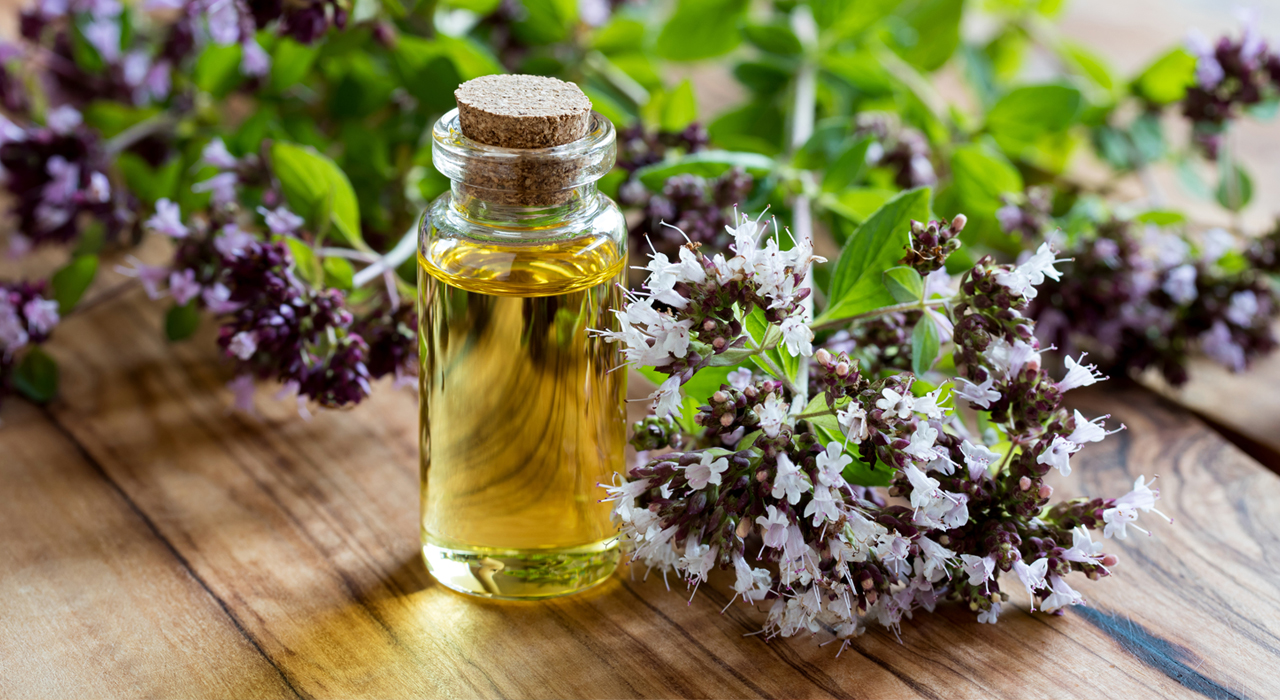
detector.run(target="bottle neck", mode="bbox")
[449,182,601,230]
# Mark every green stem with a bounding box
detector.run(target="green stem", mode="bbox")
[104,113,178,156]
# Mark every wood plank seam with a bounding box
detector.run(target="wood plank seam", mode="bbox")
[35,404,308,700]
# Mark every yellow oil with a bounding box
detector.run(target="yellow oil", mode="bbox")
[418,233,627,599]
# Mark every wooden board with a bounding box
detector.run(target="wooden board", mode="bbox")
[1,285,1278,699]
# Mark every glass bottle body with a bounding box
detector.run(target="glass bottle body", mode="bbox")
[418,177,628,600]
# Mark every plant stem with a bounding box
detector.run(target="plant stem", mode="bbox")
[810,297,951,333]
[789,3,818,416]
[104,113,178,156]
[352,224,417,288]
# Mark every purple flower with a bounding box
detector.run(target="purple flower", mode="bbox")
[145,199,189,238]
[214,223,256,258]
[201,282,240,314]
[1161,264,1198,305]
[193,172,238,206]
[0,296,29,351]
[83,17,121,62]
[115,257,170,299]
[205,0,243,45]
[226,373,258,416]
[1202,320,1246,371]
[240,39,270,77]
[200,138,238,170]
[21,297,59,335]
[45,106,82,135]
[257,205,304,235]
[169,268,201,305]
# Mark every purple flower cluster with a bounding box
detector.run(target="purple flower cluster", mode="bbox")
[605,213,1164,642]
[1183,14,1280,159]
[0,281,60,408]
[852,113,937,190]
[0,108,134,251]
[1029,219,1277,385]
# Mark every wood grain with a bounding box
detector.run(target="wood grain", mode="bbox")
[0,400,293,699]
[0,285,1277,699]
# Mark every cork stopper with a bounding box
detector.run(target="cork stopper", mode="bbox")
[455,75,592,149]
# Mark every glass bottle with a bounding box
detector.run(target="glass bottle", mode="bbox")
[417,107,628,600]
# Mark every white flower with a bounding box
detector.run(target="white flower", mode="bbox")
[1067,409,1117,445]
[193,172,239,206]
[726,367,753,391]
[953,375,1000,408]
[960,554,997,587]
[675,245,706,285]
[87,171,111,202]
[902,463,942,511]
[206,0,242,44]
[1162,264,1198,305]
[201,137,238,170]
[753,392,788,438]
[917,537,954,582]
[240,38,270,76]
[912,388,946,421]
[875,387,914,419]
[168,269,201,305]
[1036,435,1079,477]
[1226,290,1259,327]
[804,484,840,526]
[684,452,729,490]
[680,542,718,583]
[756,505,790,550]
[815,442,851,487]
[1201,227,1235,264]
[1013,557,1049,609]
[779,315,813,357]
[977,600,1003,624]
[1057,353,1104,392]
[214,223,257,258]
[1062,526,1106,566]
[1040,575,1085,612]
[1018,242,1066,287]
[1102,475,1170,539]
[904,423,939,462]
[601,474,650,524]
[17,297,57,339]
[145,198,189,238]
[960,441,1001,480]
[837,403,869,444]
[228,330,258,360]
[649,375,683,419]
[732,556,772,604]
[258,205,305,235]
[47,107,84,137]
[770,452,810,505]
[122,51,150,87]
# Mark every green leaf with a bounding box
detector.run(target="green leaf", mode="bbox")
[634,150,774,191]
[512,0,578,45]
[655,0,749,61]
[270,142,363,247]
[821,137,872,193]
[1129,112,1166,163]
[682,366,734,403]
[741,20,803,56]
[13,347,59,403]
[1216,164,1253,212]
[82,102,160,139]
[707,101,785,154]
[661,80,698,133]
[591,17,646,54]
[985,84,1082,152]
[911,319,940,376]
[745,307,798,381]
[284,238,322,287]
[164,301,201,342]
[323,256,355,290]
[1133,209,1186,226]
[270,38,319,93]
[733,61,793,96]
[882,266,924,304]
[194,43,245,98]
[820,188,930,324]
[1060,41,1117,92]
[820,188,898,226]
[117,153,182,206]
[50,254,98,315]
[890,0,964,72]
[820,0,903,40]
[950,143,1022,216]
[1132,48,1196,106]
[391,36,463,111]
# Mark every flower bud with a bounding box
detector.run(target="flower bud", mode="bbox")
[735,518,752,539]
[1038,484,1053,499]
[712,391,727,404]
[713,337,726,350]
[703,319,717,332]
[835,361,850,377]
[951,214,967,232]
[720,413,734,427]
[815,348,832,366]
[1102,553,1118,567]
[744,386,758,399]
[1019,476,1032,491]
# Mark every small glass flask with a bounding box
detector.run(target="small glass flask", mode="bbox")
[417,76,628,599]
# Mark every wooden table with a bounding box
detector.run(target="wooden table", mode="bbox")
[3,282,1279,699]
